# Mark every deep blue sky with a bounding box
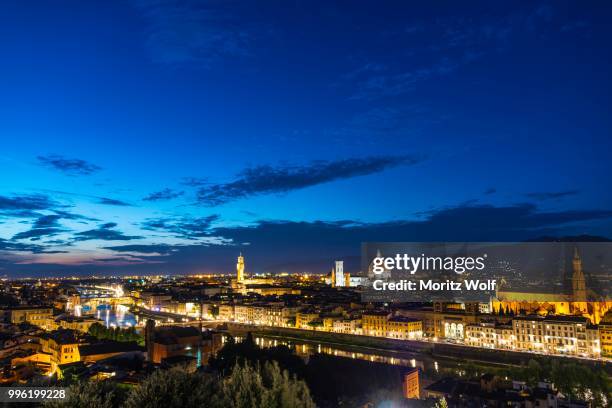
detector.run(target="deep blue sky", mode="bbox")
[1,1,611,277]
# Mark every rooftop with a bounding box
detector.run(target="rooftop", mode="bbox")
[513,314,591,324]
[56,315,100,323]
[40,329,79,344]
[154,326,201,345]
[388,316,420,323]
[79,341,143,356]
[543,315,590,323]
[1,305,52,311]
[362,310,390,316]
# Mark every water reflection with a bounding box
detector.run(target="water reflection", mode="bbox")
[232,335,431,371]
[94,305,137,328]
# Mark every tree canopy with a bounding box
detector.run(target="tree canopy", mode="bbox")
[45,362,315,408]
[88,323,144,345]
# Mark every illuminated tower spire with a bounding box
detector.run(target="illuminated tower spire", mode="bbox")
[334,260,345,287]
[572,247,587,310]
[237,253,245,283]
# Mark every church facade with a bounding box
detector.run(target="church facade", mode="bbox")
[494,248,611,324]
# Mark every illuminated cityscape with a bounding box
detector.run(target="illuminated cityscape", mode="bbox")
[1,1,611,406]
[0,252,610,405]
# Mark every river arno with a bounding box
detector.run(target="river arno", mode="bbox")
[230,333,504,380]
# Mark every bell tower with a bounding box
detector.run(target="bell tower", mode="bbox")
[571,247,588,313]
[237,253,245,283]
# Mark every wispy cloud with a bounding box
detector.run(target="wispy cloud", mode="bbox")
[38,189,131,207]
[97,197,132,206]
[37,155,101,176]
[101,243,177,255]
[142,215,219,238]
[73,222,142,241]
[196,155,424,206]
[5,201,612,275]
[12,227,64,241]
[132,0,263,66]
[32,214,62,228]
[0,194,58,211]
[321,103,442,148]
[0,238,67,254]
[526,190,579,201]
[341,62,386,81]
[143,188,184,201]
[97,202,612,275]
[211,203,612,246]
[484,188,497,195]
[348,59,459,101]
[12,214,67,241]
[180,177,209,187]
[8,210,102,243]
[342,3,580,101]
[52,210,98,223]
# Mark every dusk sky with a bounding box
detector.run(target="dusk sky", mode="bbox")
[1,1,611,277]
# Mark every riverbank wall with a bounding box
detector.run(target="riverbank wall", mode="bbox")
[223,322,611,371]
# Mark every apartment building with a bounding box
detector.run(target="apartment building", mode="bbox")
[39,329,81,365]
[513,315,600,358]
[1,306,53,326]
[362,311,422,339]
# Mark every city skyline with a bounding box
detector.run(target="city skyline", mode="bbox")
[2,1,612,276]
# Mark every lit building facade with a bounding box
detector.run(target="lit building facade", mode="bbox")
[296,310,320,329]
[465,322,515,350]
[513,315,600,358]
[599,311,612,358]
[39,330,81,366]
[362,311,391,337]
[494,248,611,324]
[465,322,497,349]
[236,253,245,283]
[55,316,100,333]
[218,304,235,321]
[333,260,345,287]
[2,306,53,326]
[402,368,420,399]
[332,318,362,334]
[513,317,545,352]
[146,324,204,364]
[386,317,422,340]
[362,311,422,339]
